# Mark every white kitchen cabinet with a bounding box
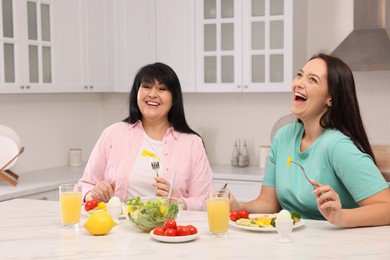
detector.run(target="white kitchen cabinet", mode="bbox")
[195,0,293,92]
[56,0,114,93]
[18,189,59,201]
[155,0,196,92]
[212,165,264,201]
[0,0,114,93]
[115,0,196,93]
[80,0,114,92]
[0,0,59,93]
[214,179,261,201]
[114,0,156,92]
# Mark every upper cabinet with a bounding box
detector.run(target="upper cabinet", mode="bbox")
[114,0,156,93]
[0,0,114,93]
[195,0,293,92]
[155,0,196,93]
[56,0,114,93]
[114,0,196,93]
[0,0,58,93]
[1,0,302,94]
[80,0,114,92]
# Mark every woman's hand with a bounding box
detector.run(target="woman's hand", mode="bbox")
[311,180,342,225]
[90,180,116,203]
[229,191,241,211]
[153,176,171,197]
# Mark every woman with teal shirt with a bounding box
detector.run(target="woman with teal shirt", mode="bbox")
[230,53,390,227]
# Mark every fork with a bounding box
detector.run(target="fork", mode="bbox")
[151,160,160,177]
[287,157,316,189]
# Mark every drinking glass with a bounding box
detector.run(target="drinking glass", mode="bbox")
[59,184,82,228]
[207,190,230,238]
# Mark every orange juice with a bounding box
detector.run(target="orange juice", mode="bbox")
[60,192,82,226]
[207,196,230,236]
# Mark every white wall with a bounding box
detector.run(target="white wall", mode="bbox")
[1,0,389,175]
[0,94,103,173]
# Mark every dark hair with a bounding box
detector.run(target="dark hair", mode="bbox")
[310,53,376,163]
[123,62,199,136]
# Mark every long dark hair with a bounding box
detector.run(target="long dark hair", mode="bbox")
[311,53,376,163]
[123,62,199,136]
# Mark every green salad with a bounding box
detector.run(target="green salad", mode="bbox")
[124,196,179,232]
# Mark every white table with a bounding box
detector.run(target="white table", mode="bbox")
[0,199,389,259]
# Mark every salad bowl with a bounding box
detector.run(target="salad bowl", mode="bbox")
[123,196,183,232]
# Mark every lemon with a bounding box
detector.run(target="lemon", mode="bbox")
[84,211,117,235]
[97,202,107,211]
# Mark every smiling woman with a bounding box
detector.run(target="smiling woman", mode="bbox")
[230,53,390,228]
[77,63,214,211]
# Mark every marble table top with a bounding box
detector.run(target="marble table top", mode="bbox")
[0,199,389,259]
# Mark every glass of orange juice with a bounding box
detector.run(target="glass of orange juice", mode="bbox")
[59,184,82,228]
[207,190,230,238]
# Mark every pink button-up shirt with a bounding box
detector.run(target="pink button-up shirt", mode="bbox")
[77,121,214,211]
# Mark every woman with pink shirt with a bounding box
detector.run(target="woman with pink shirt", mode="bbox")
[77,63,213,211]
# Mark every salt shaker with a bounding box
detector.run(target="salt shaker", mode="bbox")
[231,140,239,167]
[239,141,249,167]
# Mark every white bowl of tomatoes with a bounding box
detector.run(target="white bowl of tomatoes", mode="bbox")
[150,218,198,243]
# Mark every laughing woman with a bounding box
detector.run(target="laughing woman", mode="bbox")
[77,62,213,211]
[230,53,390,227]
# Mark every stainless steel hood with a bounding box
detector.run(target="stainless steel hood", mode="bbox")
[331,0,390,71]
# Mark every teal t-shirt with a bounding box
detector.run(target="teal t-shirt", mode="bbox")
[263,122,389,220]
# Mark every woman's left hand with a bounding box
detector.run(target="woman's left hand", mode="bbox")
[152,176,170,197]
[311,180,342,225]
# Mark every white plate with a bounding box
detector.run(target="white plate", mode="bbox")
[0,136,19,170]
[0,125,21,148]
[229,214,305,232]
[150,230,198,243]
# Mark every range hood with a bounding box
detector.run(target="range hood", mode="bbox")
[331,0,390,71]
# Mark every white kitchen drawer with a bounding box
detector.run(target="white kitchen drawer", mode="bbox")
[213,179,261,202]
[18,189,59,201]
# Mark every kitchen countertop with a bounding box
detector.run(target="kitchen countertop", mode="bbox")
[0,165,85,201]
[1,163,386,202]
[1,199,389,259]
[0,164,263,201]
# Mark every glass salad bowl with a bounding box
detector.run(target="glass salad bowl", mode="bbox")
[122,196,183,232]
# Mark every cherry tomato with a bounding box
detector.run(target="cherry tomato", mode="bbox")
[163,218,177,229]
[177,226,191,236]
[230,210,241,221]
[153,226,165,236]
[186,225,198,235]
[176,225,184,234]
[90,199,99,209]
[164,228,178,236]
[239,209,249,219]
[84,201,94,211]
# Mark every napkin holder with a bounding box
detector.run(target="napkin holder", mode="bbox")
[0,147,24,186]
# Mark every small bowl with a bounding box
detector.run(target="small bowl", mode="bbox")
[106,204,122,221]
[122,196,183,232]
